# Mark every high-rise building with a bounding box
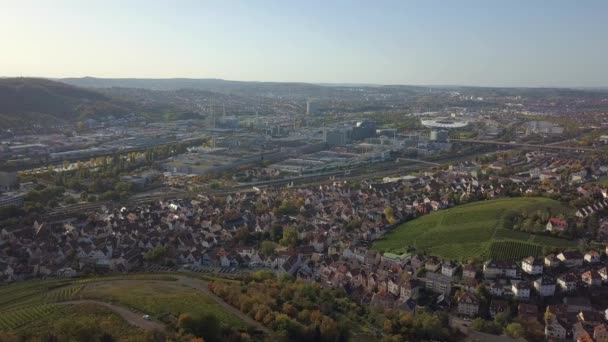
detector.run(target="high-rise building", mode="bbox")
[351,120,377,141]
[326,130,348,147]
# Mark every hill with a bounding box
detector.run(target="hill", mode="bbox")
[372,197,578,261]
[59,76,429,99]
[0,274,252,341]
[0,78,193,128]
[0,78,139,128]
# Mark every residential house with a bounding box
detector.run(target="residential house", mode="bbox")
[594,324,608,342]
[441,260,459,277]
[425,256,441,272]
[584,250,601,264]
[489,281,504,297]
[522,256,543,276]
[512,281,531,300]
[557,251,584,268]
[534,275,556,297]
[578,311,605,326]
[462,264,477,279]
[483,260,518,279]
[457,292,479,317]
[582,270,602,287]
[557,273,579,292]
[599,267,608,283]
[546,218,568,232]
[564,297,593,313]
[399,279,421,300]
[545,316,568,340]
[425,272,452,295]
[544,254,560,268]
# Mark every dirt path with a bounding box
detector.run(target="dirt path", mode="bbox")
[57,300,165,331]
[174,276,271,334]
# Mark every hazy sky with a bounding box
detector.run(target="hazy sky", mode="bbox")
[2,0,608,87]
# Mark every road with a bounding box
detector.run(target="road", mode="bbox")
[57,300,165,331]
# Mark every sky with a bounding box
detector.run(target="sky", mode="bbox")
[1,0,608,87]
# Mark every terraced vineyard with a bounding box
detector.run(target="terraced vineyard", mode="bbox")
[0,304,56,330]
[0,273,250,339]
[373,197,576,261]
[489,241,543,261]
[45,284,84,302]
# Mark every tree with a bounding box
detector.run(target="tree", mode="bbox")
[54,317,103,341]
[234,227,251,243]
[504,323,525,339]
[494,312,510,328]
[178,313,221,342]
[260,240,277,257]
[471,318,501,335]
[280,227,298,247]
[384,207,396,225]
[275,200,298,216]
[144,246,170,264]
[271,224,283,241]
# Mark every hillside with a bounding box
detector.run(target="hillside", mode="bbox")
[0,274,253,341]
[59,76,429,99]
[0,78,138,128]
[372,197,578,261]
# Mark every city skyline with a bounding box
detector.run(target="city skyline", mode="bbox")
[2,0,608,87]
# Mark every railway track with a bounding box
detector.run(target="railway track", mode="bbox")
[39,161,435,220]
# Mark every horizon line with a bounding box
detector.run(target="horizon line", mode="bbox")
[1,75,607,90]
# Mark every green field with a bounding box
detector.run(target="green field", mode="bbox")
[0,274,248,339]
[372,197,577,261]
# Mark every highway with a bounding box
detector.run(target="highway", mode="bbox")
[452,138,598,152]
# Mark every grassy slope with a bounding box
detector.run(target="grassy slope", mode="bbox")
[16,303,148,342]
[0,274,247,336]
[372,197,576,261]
[80,280,247,328]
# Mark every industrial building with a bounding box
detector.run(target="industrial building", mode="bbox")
[0,172,18,193]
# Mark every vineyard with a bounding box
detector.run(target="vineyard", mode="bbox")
[45,284,85,302]
[373,197,576,261]
[0,304,56,330]
[0,273,244,337]
[489,241,543,261]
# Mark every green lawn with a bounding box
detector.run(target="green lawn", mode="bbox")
[372,197,576,261]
